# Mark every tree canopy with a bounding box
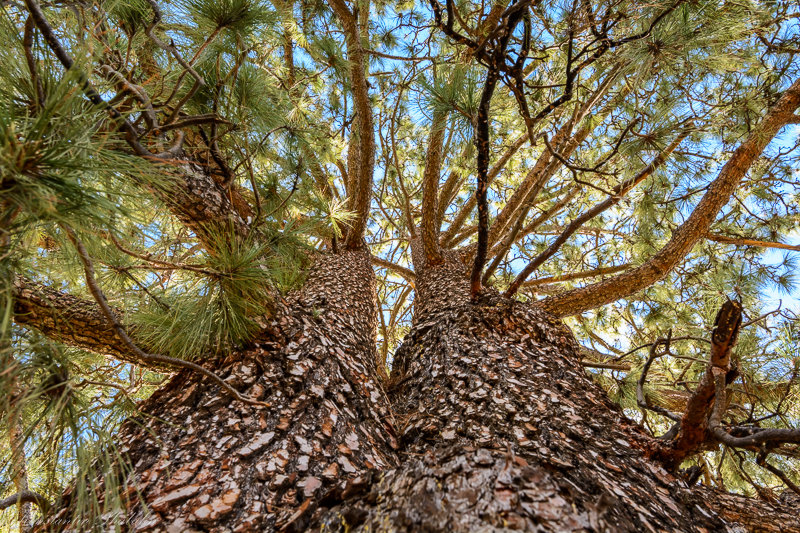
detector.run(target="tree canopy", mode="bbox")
[1,0,800,529]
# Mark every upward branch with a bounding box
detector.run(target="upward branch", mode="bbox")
[472,66,503,297]
[329,0,375,249]
[539,77,800,317]
[505,125,691,296]
[420,110,449,264]
[470,1,528,297]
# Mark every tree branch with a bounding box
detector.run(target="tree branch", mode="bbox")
[371,256,416,284]
[328,0,375,249]
[421,110,449,264]
[12,276,169,370]
[522,263,630,287]
[539,77,800,317]
[483,71,626,253]
[707,233,800,252]
[653,300,743,469]
[505,126,690,296]
[440,134,527,246]
[62,227,270,408]
[636,331,682,422]
[0,490,50,514]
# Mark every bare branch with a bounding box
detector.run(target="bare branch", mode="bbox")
[636,332,682,422]
[371,256,416,284]
[0,490,50,514]
[523,263,630,287]
[707,233,800,252]
[441,134,527,246]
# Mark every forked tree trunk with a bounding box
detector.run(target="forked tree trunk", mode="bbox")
[46,249,799,532]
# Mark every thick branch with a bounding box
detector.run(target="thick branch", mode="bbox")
[329,0,375,249]
[471,66,502,297]
[539,78,800,317]
[12,276,168,370]
[0,490,50,514]
[421,110,449,264]
[653,300,743,469]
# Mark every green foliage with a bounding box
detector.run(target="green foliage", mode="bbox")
[131,234,278,360]
[2,0,800,525]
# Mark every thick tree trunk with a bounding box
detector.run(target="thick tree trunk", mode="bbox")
[50,249,397,532]
[43,247,799,532]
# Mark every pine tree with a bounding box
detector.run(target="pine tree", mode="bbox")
[2,0,800,531]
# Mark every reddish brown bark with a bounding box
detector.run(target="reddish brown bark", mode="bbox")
[19,251,800,532]
[12,276,165,370]
[317,253,798,532]
[420,110,449,265]
[328,0,375,249]
[47,250,396,532]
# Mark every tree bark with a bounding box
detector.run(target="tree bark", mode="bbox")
[47,249,397,532]
[11,276,171,370]
[27,248,800,532]
[313,246,800,532]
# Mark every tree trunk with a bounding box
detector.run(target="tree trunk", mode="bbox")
[45,248,799,532]
[50,249,397,532]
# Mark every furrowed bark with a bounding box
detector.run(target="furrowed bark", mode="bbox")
[312,249,799,532]
[156,161,250,250]
[540,77,800,317]
[48,250,397,532]
[328,0,375,249]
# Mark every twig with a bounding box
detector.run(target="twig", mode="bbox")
[636,331,682,422]
[23,0,151,156]
[757,452,800,496]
